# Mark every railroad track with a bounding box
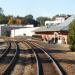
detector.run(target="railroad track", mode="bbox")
[0,41,19,75]
[0,42,11,60]
[24,40,64,75]
[2,37,65,75]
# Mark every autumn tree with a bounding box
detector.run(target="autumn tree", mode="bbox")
[7,16,15,25]
[15,18,22,25]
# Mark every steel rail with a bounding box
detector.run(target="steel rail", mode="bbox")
[22,41,42,75]
[0,42,11,60]
[28,41,64,75]
[2,41,19,75]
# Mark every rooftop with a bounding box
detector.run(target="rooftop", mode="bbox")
[34,15,75,32]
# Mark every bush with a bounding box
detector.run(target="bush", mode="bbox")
[68,19,75,51]
[70,44,75,51]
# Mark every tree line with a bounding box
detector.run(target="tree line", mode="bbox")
[0,7,71,27]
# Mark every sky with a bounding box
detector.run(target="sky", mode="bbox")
[0,0,75,18]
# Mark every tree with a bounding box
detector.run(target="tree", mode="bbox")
[0,17,8,24]
[0,7,3,14]
[24,14,33,19]
[68,19,75,51]
[7,16,15,25]
[21,14,39,26]
[0,7,7,24]
[15,18,22,25]
[23,14,34,25]
[36,16,51,26]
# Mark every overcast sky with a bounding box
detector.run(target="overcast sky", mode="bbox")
[0,0,75,18]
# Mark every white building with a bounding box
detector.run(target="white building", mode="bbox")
[11,27,39,37]
[45,17,65,26]
[0,24,40,37]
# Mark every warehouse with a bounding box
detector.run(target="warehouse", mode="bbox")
[10,25,39,37]
[0,24,40,37]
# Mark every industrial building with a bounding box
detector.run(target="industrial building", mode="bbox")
[10,26,39,37]
[0,24,40,37]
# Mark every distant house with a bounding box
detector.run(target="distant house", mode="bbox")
[45,17,65,26]
[34,15,75,44]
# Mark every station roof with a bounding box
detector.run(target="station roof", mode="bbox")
[34,15,75,32]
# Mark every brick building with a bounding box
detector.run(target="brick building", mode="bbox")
[34,15,75,44]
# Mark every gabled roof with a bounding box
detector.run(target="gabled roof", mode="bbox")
[34,15,75,32]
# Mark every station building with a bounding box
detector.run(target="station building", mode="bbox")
[34,15,75,44]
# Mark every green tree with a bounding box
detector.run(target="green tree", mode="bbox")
[0,7,7,24]
[24,14,33,19]
[22,14,39,26]
[68,19,75,51]
[0,7,3,14]
[36,16,51,26]
[23,14,33,24]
